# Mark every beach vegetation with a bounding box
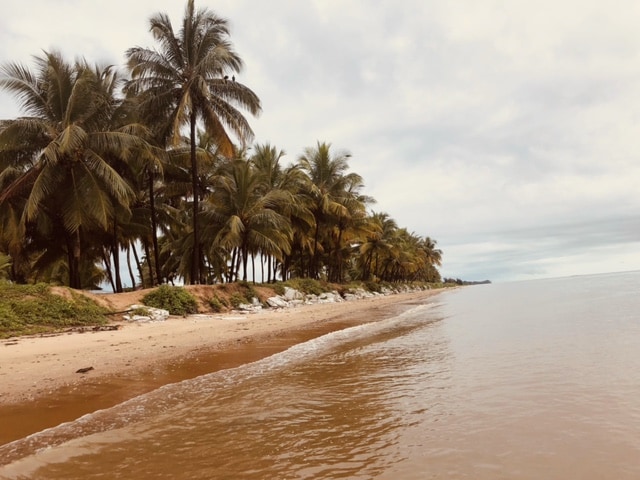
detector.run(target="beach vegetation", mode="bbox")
[208,296,226,312]
[129,306,152,317]
[0,282,108,338]
[229,292,249,308]
[142,285,198,316]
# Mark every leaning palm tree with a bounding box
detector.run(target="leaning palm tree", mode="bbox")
[0,52,139,288]
[125,0,261,284]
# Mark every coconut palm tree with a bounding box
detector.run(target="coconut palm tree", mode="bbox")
[0,52,140,288]
[250,143,314,281]
[125,0,261,284]
[204,156,292,282]
[298,142,364,279]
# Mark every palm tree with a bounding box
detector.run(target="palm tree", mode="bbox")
[204,156,292,282]
[250,143,314,281]
[298,142,364,279]
[125,0,261,284]
[357,211,397,280]
[0,52,140,288]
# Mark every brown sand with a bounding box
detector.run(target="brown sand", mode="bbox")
[0,289,443,445]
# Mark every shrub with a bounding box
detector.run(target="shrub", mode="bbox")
[364,281,382,293]
[238,281,259,300]
[208,296,226,312]
[284,278,326,296]
[0,283,109,338]
[271,282,286,296]
[229,292,248,308]
[129,306,152,316]
[142,285,198,316]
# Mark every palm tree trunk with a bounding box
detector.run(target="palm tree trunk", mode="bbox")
[112,221,123,293]
[132,240,144,287]
[236,249,243,282]
[126,244,136,289]
[261,255,265,284]
[242,242,249,282]
[68,229,82,289]
[335,227,344,283]
[148,167,161,286]
[101,248,116,293]
[311,221,320,279]
[189,111,200,284]
[143,239,154,287]
[228,248,236,283]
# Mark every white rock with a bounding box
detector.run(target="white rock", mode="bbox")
[283,287,304,301]
[124,304,170,322]
[266,296,289,308]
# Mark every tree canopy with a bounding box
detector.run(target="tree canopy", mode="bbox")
[0,1,442,290]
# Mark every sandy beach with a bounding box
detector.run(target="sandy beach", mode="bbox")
[0,289,443,445]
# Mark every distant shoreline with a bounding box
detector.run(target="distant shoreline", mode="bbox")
[0,288,444,446]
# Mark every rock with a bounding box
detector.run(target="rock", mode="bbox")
[123,305,170,322]
[266,296,289,308]
[283,287,304,301]
[235,303,263,313]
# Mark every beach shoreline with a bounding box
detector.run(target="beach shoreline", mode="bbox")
[0,289,443,446]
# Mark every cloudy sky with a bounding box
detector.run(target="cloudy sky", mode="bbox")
[1,0,639,282]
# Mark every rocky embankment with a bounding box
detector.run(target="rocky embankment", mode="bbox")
[123,285,433,322]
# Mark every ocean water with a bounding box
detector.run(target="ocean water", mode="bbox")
[1,271,639,479]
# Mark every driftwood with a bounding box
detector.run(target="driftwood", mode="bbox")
[66,325,122,334]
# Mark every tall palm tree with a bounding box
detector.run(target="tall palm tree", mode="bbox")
[298,142,363,279]
[357,211,397,280]
[250,143,314,281]
[125,0,261,284]
[0,52,139,288]
[205,157,292,282]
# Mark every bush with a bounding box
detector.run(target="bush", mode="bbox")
[229,292,249,308]
[238,281,259,301]
[364,281,382,293]
[0,283,109,338]
[271,283,286,296]
[142,285,198,316]
[283,278,326,296]
[208,296,226,312]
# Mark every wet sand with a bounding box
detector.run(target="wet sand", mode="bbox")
[0,289,442,445]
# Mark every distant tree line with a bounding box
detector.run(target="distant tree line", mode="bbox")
[0,0,442,291]
[443,278,491,286]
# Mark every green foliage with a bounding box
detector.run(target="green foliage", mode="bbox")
[282,278,327,296]
[364,281,382,293]
[229,292,249,308]
[208,296,226,312]
[142,285,198,316]
[271,283,286,295]
[238,281,258,301]
[0,282,109,338]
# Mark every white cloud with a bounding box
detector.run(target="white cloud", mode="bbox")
[1,0,639,282]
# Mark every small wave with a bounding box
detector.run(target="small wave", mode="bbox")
[0,301,439,468]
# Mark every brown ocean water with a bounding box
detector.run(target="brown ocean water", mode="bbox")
[1,271,639,479]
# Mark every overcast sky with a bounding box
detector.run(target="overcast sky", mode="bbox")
[1,1,639,282]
